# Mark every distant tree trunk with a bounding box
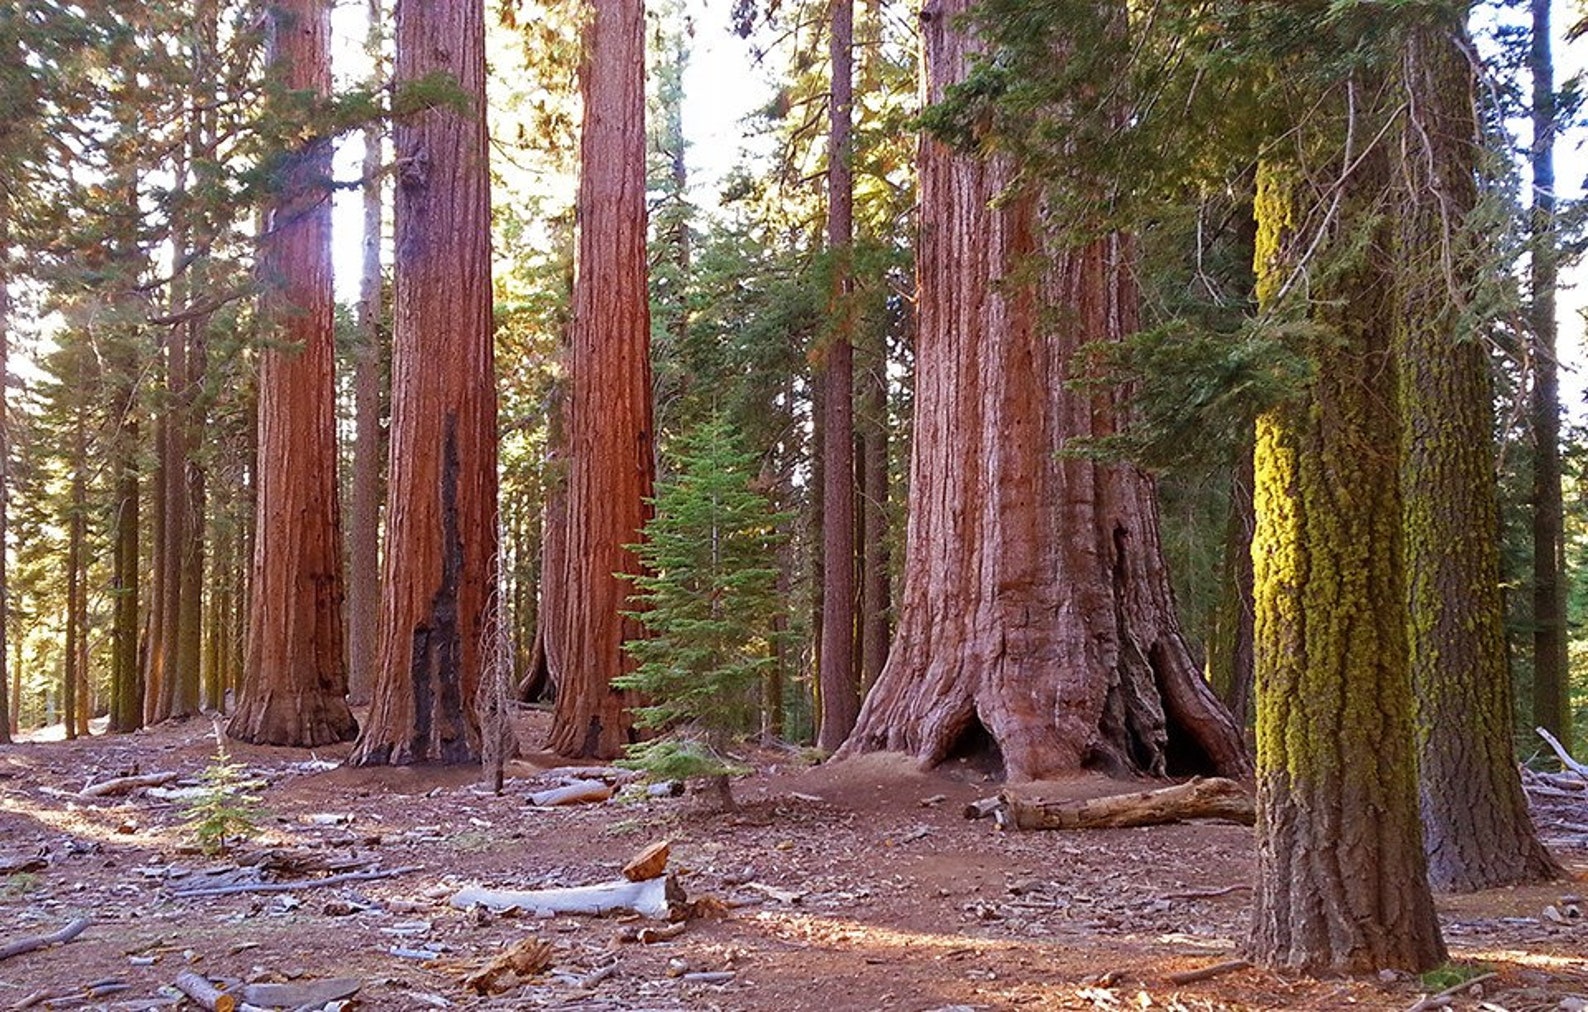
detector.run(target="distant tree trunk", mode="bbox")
[111,381,143,733]
[858,321,890,693]
[1246,141,1445,972]
[546,0,653,759]
[1205,445,1254,728]
[145,290,183,725]
[348,110,385,708]
[0,183,11,744]
[838,0,1247,781]
[817,0,859,752]
[1530,0,1570,754]
[228,0,357,747]
[350,0,496,766]
[64,406,89,739]
[1396,14,1561,893]
[521,382,566,705]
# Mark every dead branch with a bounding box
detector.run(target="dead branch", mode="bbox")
[1404,971,1499,1012]
[450,873,686,920]
[79,771,180,798]
[1161,884,1251,901]
[1000,777,1255,831]
[1536,727,1588,780]
[1166,958,1250,985]
[170,864,422,899]
[0,917,90,962]
[528,780,614,806]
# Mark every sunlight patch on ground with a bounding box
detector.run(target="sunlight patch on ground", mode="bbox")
[1456,947,1588,972]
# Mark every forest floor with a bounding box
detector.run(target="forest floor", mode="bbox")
[1,709,1584,1012]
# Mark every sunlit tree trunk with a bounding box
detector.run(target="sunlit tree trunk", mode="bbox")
[546,0,653,759]
[0,181,11,743]
[228,0,356,747]
[350,0,496,765]
[839,0,1246,781]
[1397,13,1560,892]
[1247,143,1445,972]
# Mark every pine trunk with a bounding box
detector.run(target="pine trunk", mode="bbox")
[64,409,87,739]
[350,0,496,766]
[858,326,890,693]
[0,185,10,743]
[839,0,1247,781]
[1530,0,1570,753]
[1246,151,1445,973]
[348,112,385,708]
[546,0,653,759]
[1205,447,1254,728]
[228,0,357,747]
[818,0,858,751]
[1397,17,1560,892]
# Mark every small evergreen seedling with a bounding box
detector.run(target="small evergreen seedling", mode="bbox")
[616,417,790,809]
[182,731,263,856]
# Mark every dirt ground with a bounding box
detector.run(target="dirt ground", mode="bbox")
[1,710,1584,1011]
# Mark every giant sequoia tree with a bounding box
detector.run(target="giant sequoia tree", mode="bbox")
[350,0,497,765]
[546,0,654,759]
[228,0,356,747]
[838,0,1247,781]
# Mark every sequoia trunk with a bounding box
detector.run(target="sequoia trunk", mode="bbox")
[838,0,1247,782]
[350,0,497,765]
[229,0,357,747]
[546,0,654,759]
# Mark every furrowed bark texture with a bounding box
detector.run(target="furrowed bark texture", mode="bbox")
[547,0,654,759]
[838,0,1247,782]
[350,0,497,765]
[1396,17,1559,892]
[230,0,357,747]
[1247,152,1445,974]
[818,0,858,751]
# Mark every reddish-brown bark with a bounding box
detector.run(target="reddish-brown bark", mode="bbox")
[546,0,654,759]
[349,0,496,766]
[347,111,385,708]
[228,0,356,747]
[837,0,1247,782]
[818,0,859,752]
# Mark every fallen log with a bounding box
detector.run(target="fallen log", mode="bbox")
[79,771,180,798]
[170,864,422,899]
[171,970,237,1012]
[528,780,613,807]
[0,917,90,963]
[999,777,1255,831]
[450,873,685,920]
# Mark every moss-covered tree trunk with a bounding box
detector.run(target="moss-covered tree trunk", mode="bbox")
[1246,149,1445,973]
[350,0,496,766]
[837,0,1247,782]
[546,0,653,759]
[229,0,357,747]
[1395,13,1560,893]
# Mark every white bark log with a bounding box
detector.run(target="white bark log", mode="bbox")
[450,873,683,919]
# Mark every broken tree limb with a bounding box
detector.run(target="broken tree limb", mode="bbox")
[963,797,1002,821]
[1000,777,1255,831]
[79,771,180,798]
[1166,958,1250,985]
[1536,727,1588,780]
[170,864,422,899]
[171,970,237,1012]
[450,873,685,920]
[527,780,613,807]
[1404,971,1499,1012]
[0,917,90,962]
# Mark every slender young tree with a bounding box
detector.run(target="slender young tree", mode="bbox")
[546,0,654,759]
[817,0,858,751]
[350,0,497,765]
[228,0,357,746]
[1530,0,1570,752]
[0,178,10,744]
[347,0,385,708]
[1396,9,1559,892]
[839,0,1247,780]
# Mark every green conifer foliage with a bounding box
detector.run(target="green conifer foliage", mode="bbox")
[617,417,792,807]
